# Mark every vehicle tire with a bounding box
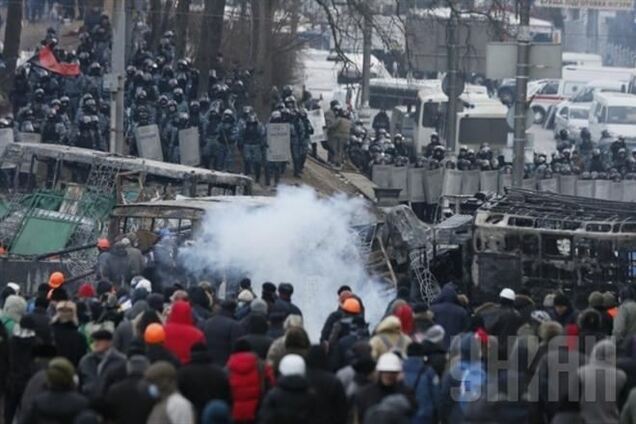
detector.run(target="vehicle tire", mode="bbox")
[532,106,546,125]
[499,88,514,106]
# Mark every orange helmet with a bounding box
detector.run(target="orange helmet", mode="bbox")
[48,272,65,289]
[97,238,110,250]
[342,297,361,314]
[144,323,166,345]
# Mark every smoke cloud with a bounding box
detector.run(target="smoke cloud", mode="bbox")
[180,185,394,339]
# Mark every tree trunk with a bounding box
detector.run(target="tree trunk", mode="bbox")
[159,0,174,40]
[196,0,226,95]
[1,0,23,92]
[254,0,274,118]
[148,0,162,50]
[175,0,191,58]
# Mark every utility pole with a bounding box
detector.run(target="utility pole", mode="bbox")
[110,0,126,154]
[512,0,531,187]
[445,10,460,152]
[360,2,373,108]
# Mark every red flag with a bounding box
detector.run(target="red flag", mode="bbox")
[31,46,81,77]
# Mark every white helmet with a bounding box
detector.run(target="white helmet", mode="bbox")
[499,288,516,302]
[376,352,402,372]
[279,354,306,377]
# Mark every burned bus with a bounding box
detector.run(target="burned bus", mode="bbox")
[473,189,636,302]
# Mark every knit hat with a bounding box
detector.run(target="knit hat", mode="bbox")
[77,283,96,299]
[279,354,306,377]
[147,293,165,313]
[46,357,76,389]
[588,291,604,308]
[262,282,276,294]
[250,298,268,315]
[278,283,294,295]
[337,285,352,295]
[238,290,255,303]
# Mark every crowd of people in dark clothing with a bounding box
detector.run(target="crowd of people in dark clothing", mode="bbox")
[4,260,636,424]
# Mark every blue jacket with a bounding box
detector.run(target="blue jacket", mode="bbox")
[430,285,470,349]
[403,357,440,424]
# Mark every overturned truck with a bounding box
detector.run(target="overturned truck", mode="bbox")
[473,189,636,303]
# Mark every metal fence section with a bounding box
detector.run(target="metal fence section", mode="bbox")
[409,247,440,305]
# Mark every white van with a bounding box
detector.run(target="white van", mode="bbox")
[562,52,603,67]
[588,92,636,143]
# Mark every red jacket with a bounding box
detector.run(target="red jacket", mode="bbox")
[227,351,274,422]
[164,301,205,364]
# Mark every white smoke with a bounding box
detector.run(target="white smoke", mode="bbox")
[180,185,394,339]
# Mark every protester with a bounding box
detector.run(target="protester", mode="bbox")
[369,315,411,359]
[144,361,196,424]
[204,300,242,365]
[163,300,205,364]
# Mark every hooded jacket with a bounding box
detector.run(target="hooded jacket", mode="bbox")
[403,356,440,424]
[369,316,412,360]
[78,347,127,399]
[164,301,205,364]
[227,351,270,422]
[614,299,636,349]
[21,389,89,424]
[430,285,470,349]
[1,295,27,336]
[51,321,88,367]
[578,340,626,424]
[98,242,132,286]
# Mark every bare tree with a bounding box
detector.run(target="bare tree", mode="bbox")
[196,0,227,94]
[254,0,276,116]
[175,0,191,58]
[1,0,23,92]
[160,0,174,40]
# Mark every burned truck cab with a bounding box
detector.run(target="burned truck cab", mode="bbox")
[473,189,636,304]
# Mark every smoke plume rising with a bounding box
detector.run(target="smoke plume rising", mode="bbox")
[180,185,393,339]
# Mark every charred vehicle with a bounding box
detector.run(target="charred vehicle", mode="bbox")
[473,189,636,301]
[0,143,252,289]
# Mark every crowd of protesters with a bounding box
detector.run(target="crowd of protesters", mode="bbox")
[2,255,636,424]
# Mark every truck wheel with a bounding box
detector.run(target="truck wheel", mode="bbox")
[532,106,546,125]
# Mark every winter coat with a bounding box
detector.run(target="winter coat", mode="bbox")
[146,392,196,424]
[439,333,487,424]
[430,285,470,349]
[6,330,36,399]
[103,375,156,424]
[20,389,89,424]
[126,246,145,276]
[177,355,231,417]
[227,351,271,422]
[19,368,48,422]
[269,298,302,320]
[51,321,88,367]
[1,295,27,336]
[259,375,318,424]
[164,301,205,364]
[578,340,626,424]
[203,310,242,365]
[320,309,344,343]
[98,243,132,286]
[306,363,348,424]
[369,316,412,360]
[614,300,636,348]
[327,315,369,371]
[356,381,413,424]
[536,337,586,422]
[78,347,127,399]
[621,387,636,424]
[403,357,440,424]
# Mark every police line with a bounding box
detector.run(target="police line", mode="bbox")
[371,165,636,203]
